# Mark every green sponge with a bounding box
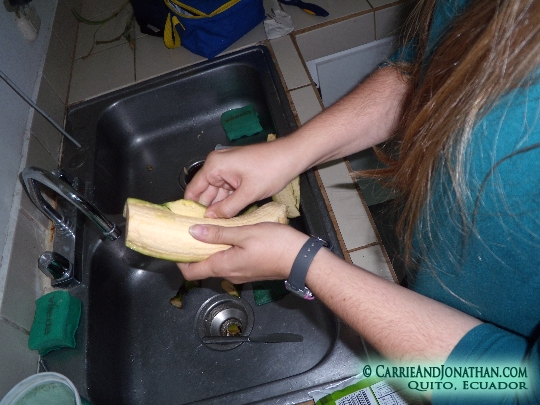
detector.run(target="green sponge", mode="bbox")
[221,104,263,140]
[252,280,289,306]
[28,290,82,355]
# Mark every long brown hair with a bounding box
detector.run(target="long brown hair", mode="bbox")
[361,0,540,267]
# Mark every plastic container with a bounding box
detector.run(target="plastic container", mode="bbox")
[0,372,82,405]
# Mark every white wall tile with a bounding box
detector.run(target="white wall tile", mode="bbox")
[0,0,77,392]
[375,1,416,40]
[74,3,135,59]
[369,0,404,8]
[31,78,64,161]
[135,34,205,83]
[0,320,39,398]
[21,132,59,231]
[317,159,377,250]
[296,12,375,62]
[53,0,80,58]
[0,0,58,268]
[349,244,394,282]
[283,0,371,32]
[0,211,47,331]
[80,0,127,19]
[269,35,310,90]
[289,85,322,125]
[69,42,135,103]
[43,33,73,103]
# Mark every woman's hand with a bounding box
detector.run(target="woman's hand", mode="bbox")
[177,222,309,284]
[185,67,409,219]
[184,142,299,219]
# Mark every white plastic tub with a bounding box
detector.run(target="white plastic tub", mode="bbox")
[0,372,81,405]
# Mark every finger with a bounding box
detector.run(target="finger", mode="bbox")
[205,187,258,219]
[178,249,240,282]
[177,261,215,281]
[198,185,220,207]
[183,168,212,201]
[213,187,232,204]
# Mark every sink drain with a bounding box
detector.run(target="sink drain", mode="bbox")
[195,294,254,351]
[179,159,205,190]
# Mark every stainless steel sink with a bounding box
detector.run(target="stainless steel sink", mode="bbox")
[46,46,367,404]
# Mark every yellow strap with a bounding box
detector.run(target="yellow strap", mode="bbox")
[163,13,182,49]
[165,0,241,18]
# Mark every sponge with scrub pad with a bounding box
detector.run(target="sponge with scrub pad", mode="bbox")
[221,104,263,140]
[252,280,289,306]
[28,290,82,355]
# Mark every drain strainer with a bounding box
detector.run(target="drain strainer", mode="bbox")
[178,159,205,190]
[195,294,254,351]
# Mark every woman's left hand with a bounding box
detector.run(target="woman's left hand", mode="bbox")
[177,222,310,284]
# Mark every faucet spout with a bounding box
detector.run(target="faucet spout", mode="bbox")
[21,166,121,240]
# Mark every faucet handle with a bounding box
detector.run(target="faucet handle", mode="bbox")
[38,251,79,288]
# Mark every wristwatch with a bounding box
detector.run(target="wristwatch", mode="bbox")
[285,236,333,300]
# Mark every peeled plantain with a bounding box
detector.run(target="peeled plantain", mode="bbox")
[123,198,288,262]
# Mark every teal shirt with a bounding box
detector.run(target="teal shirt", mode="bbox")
[396,1,540,403]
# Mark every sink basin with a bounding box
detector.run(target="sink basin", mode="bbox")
[48,46,367,404]
[86,235,337,404]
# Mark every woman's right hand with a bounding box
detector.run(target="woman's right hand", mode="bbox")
[184,141,298,218]
[185,66,410,219]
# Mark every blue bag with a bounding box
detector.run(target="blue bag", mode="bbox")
[163,0,265,59]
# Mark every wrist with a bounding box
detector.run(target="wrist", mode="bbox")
[285,236,333,300]
[268,132,314,177]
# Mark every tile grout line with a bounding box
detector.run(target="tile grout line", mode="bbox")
[287,83,316,93]
[266,39,308,127]
[289,34,318,93]
[290,7,375,37]
[65,4,81,108]
[348,241,380,253]
[0,316,30,336]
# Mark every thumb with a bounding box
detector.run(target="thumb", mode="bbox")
[189,224,241,246]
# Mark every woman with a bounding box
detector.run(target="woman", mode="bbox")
[178,0,540,403]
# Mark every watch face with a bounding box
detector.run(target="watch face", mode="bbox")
[284,281,315,300]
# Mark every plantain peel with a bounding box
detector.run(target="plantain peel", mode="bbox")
[267,134,301,218]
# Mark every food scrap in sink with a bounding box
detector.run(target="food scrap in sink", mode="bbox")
[169,280,201,309]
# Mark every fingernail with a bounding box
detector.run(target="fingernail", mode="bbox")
[204,211,217,219]
[189,225,208,239]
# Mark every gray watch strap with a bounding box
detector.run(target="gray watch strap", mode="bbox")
[285,236,328,300]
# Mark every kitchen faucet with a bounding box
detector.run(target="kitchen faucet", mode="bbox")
[22,166,121,287]
[21,166,121,240]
